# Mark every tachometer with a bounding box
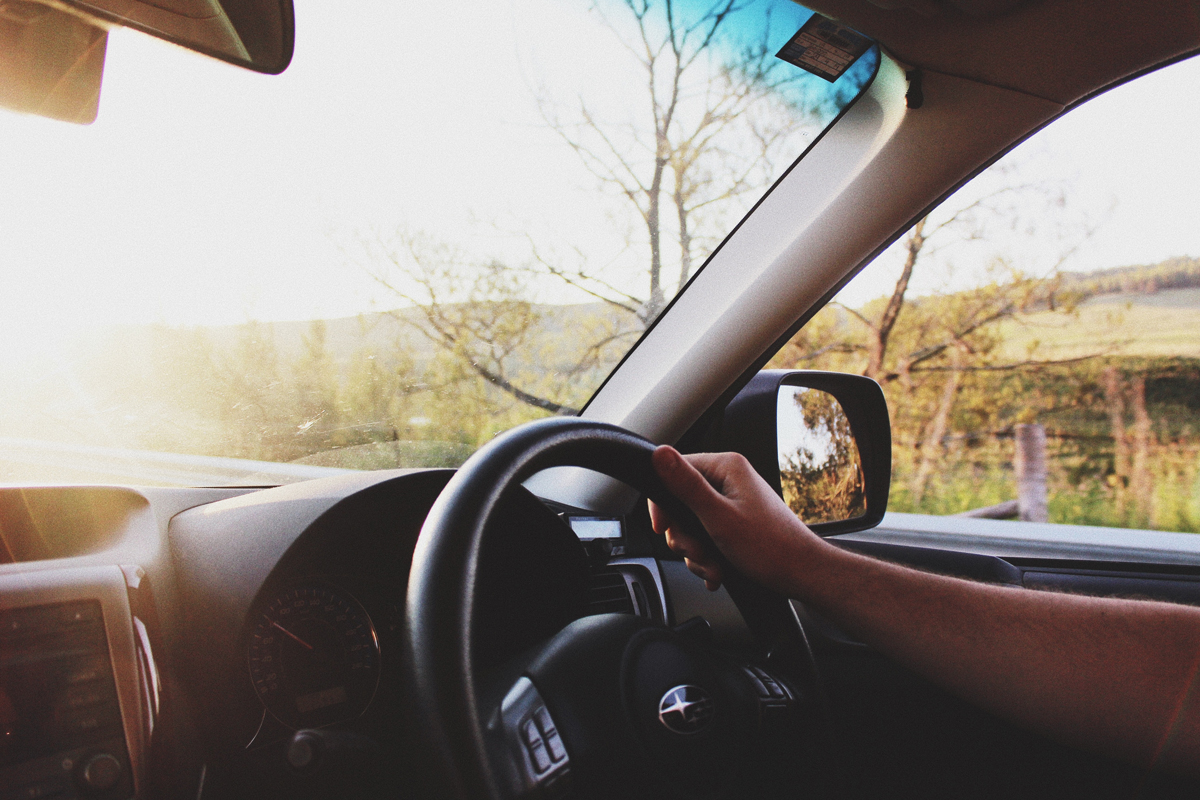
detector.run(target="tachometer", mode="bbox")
[247,583,381,729]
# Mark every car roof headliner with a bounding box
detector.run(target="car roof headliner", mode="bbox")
[806,0,1200,104]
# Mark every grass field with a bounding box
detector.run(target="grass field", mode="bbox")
[996,287,1200,361]
[883,285,1200,532]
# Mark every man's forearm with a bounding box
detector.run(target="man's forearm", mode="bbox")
[785,537,1200,777]
[648,447,1200,777]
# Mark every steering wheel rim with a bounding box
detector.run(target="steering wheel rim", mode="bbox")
[405,417,811,799]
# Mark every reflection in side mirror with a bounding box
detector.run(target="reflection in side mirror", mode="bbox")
[721,369,890,536]
[777,387,866,525]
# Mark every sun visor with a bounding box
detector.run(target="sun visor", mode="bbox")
[0,3,105,124]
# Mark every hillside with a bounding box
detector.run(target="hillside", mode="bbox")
[1058,256,1200,298]
[997,286,1200,361]
[86,301,634,375]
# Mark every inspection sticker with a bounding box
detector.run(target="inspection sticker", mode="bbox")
[775,14,873,82]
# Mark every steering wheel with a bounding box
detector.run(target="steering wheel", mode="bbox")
[406,417,826,799]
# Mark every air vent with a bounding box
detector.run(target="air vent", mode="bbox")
[586,568,636,616]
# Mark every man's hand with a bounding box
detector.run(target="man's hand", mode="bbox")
[647,445,821,594]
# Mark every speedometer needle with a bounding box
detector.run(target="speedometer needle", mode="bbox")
[271,620,314,650]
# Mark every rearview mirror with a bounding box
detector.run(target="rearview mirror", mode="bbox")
[65,0,293,73]
[0,0,292,123]
[722,370,891,535]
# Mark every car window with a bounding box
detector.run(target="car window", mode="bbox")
[0,0,877,485]
[770,53,1200,534]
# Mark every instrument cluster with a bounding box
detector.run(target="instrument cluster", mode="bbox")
[245,579,400,732]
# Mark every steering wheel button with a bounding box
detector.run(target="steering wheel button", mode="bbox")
[521,719,542,748]
[533,706,557,736]
[745,669,770,697]
[526,739,553,773]
[544,730,567,762]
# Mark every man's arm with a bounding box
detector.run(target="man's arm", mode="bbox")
[648,445,1200,778]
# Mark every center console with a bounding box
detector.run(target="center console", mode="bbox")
[0,568,148,800]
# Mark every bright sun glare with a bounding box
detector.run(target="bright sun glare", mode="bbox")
[2,0,1198,371]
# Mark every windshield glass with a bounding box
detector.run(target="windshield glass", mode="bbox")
[0,0,875,485]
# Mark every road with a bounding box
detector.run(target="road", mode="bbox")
[0,438,352,487]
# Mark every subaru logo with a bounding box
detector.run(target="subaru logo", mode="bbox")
[657,685,714,734]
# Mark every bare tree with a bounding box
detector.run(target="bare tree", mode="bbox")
[909,340,965,503]
[1102,364,1131,516]
[366,1,840,418]
[536,0,820,324]
[770,167,1107,511]
[1104,367,1155,523]
[825,177,1092,385]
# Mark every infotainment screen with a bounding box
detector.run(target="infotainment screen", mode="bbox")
[0,601,132,798]
[568,517,623,540]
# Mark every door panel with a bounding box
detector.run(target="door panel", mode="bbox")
[805,530,1200,799]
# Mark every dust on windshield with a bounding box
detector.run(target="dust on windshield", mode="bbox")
[0,0,875,485]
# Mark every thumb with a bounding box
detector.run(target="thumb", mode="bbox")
[651,445,727,520]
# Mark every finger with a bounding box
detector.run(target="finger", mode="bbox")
[653,498,716,565]
[647,497,673,537]
[651,445,729,520]
[684,557,724,586]
[665,526,708,563]
[684,556,708,580]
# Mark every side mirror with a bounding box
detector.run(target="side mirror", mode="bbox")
[721,370,891,536]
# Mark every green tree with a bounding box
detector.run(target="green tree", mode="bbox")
[779,387,865,523]
[772,170,1103,506]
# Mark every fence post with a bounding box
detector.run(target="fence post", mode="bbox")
[1014,423,1048,523]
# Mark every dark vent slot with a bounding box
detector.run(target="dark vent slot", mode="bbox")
[587,569,635,615]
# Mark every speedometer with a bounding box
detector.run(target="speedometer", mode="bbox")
[247,583,381,729]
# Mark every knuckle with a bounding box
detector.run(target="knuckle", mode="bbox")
[726,452,752,472]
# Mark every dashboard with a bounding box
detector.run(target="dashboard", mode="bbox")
[9,465,1200,800]
[0,469,679,800]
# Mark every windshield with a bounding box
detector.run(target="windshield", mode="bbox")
[0,0,875,486]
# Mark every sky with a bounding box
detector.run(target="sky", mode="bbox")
[0,0,1197,363]
[0,0,843,354]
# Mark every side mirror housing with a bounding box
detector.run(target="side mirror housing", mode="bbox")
[721,370,891,536]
